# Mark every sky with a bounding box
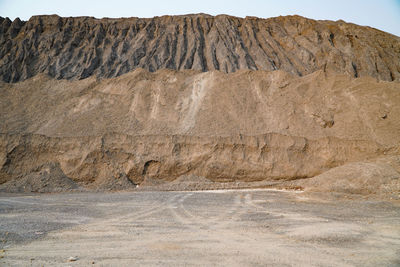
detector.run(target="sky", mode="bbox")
[0,0,399,36]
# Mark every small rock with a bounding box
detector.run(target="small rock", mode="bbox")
[68,256,78,262]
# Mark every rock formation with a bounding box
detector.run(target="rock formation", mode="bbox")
[0,14,399,82]
[0,14,399,196]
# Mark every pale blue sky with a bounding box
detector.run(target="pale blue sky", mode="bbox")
[1,0,399,36]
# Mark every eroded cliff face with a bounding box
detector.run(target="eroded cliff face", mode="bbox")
[0,69,399,193]
[0,14,399,82]
[0,133,386,188]
[0,14,399,195]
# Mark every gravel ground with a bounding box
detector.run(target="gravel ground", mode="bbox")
[0,189,399,266]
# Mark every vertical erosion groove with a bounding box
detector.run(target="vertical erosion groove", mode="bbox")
[352,62,359,78]
[196,17,208,72]
[166,25,179,69]
[211,45,220,70]
[178,17,188,69]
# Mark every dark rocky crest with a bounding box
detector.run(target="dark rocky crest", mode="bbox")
[0,14,399,82]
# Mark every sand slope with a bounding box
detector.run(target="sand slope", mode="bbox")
[0,69,399,196]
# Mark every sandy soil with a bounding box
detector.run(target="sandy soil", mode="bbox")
[0,189,399,266]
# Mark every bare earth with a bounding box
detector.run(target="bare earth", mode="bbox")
[0,14,399,266]
[0,190,399,266]
[1,15,400,194]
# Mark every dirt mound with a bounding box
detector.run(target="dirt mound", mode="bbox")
[281,156,400,199]
[91,173,138,191]
[307,162,399,194]
[0,68,399,194]
[0,162,79,193]
[0,14,399,82]
[0,14,399,195]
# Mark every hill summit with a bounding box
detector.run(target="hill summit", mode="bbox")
[0,14,399,82]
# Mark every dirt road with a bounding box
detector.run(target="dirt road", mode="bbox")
[0,190,399,266]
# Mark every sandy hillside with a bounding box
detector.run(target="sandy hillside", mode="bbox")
[0,14,399,197]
